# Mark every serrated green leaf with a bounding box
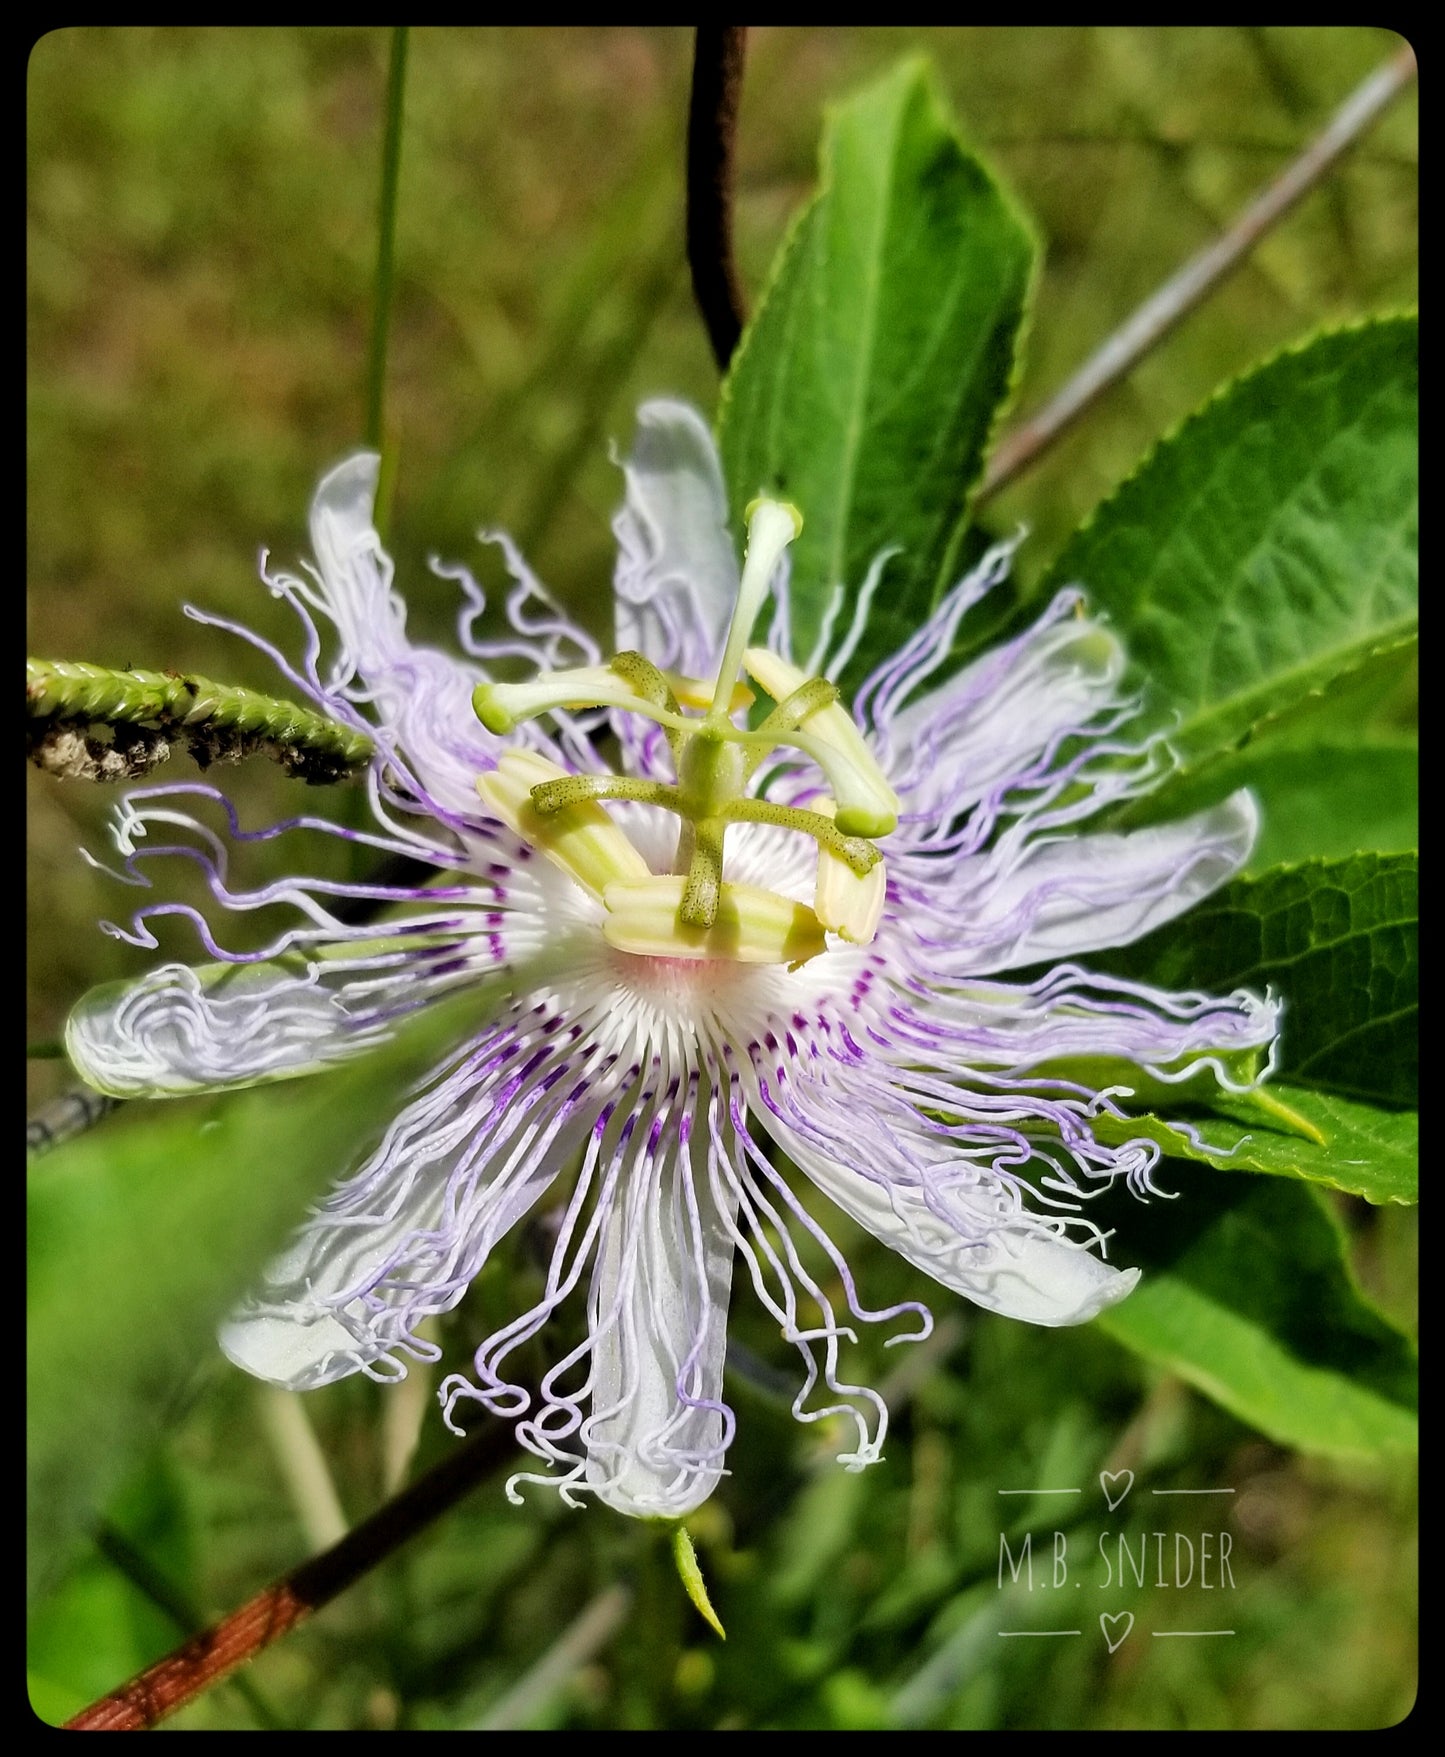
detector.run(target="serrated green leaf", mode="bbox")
[1145,740,1417,873]
[718,59,1034,687]
[1092,854,1417,1108]
[1042,318,1418,773]
[27,993,475,1601]
[1092,1084,1417,1206]
[1116,632,1417,855]
[1099,1173,1416,1456]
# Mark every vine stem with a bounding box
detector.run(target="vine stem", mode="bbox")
[26,658,373,783]
[65,1414,519,1732]
[687,26,749,371]
[979,42,1416,500]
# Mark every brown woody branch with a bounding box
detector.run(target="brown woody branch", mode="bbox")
[66,1414,520,1731]
[687,27,749,371]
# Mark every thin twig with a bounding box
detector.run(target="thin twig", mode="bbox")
[66,1413,519,1731]
[365,26,409,451]
[381,1317,440,1495]
[687,26,749,371]
[26,1087,121,1159]
[257,1387,350,1553]
[979,43,1417,500]
[92,1523,284,1729]
[474,1584,634,1730]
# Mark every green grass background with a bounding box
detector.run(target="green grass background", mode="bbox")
[27,27,1416,1729]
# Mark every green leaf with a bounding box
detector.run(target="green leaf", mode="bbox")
[1092,1084,1418,1207]
[27,1456,195,1724]
[27,993,475,1601]
[718,59,1035,686]
[1144,739,1417,873]
[1092,853,1417,1108]
[1041,317,1418,783]
[1099,1173,1416,1456]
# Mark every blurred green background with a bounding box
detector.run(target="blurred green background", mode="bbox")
[27,27,1416,1729]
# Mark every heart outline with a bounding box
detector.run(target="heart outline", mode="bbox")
[1100,1468,1134,1511]
[1100,1611,1134,1653]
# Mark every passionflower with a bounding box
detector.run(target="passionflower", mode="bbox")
[67,401,1278,1518]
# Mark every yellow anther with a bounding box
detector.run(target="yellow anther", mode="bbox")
[742,648,900,838]
[808,795,886,944]
[602,876,826,969]
[815,848,887,945]
[476,750,651,901]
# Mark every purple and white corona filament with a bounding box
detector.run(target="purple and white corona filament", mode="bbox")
[68,401,1278,1519]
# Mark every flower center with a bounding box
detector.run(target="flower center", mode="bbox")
[471,500,899,967]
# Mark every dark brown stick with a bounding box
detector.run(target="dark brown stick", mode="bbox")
[66,1415,519,1731]
[687,27,749,371]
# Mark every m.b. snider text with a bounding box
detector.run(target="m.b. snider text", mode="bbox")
[998,1529,1236,1591]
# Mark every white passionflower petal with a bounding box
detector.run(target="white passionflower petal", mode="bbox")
[299,451,497,824]
[612,399,740,676]
[223,1019,594,1388]
[882,601,1125,812]
[953,792,1259,974]
[585,1125,738,1519]
[65,958,388,1098]
[763,1112,1139,1327]
[306,452,408,682]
